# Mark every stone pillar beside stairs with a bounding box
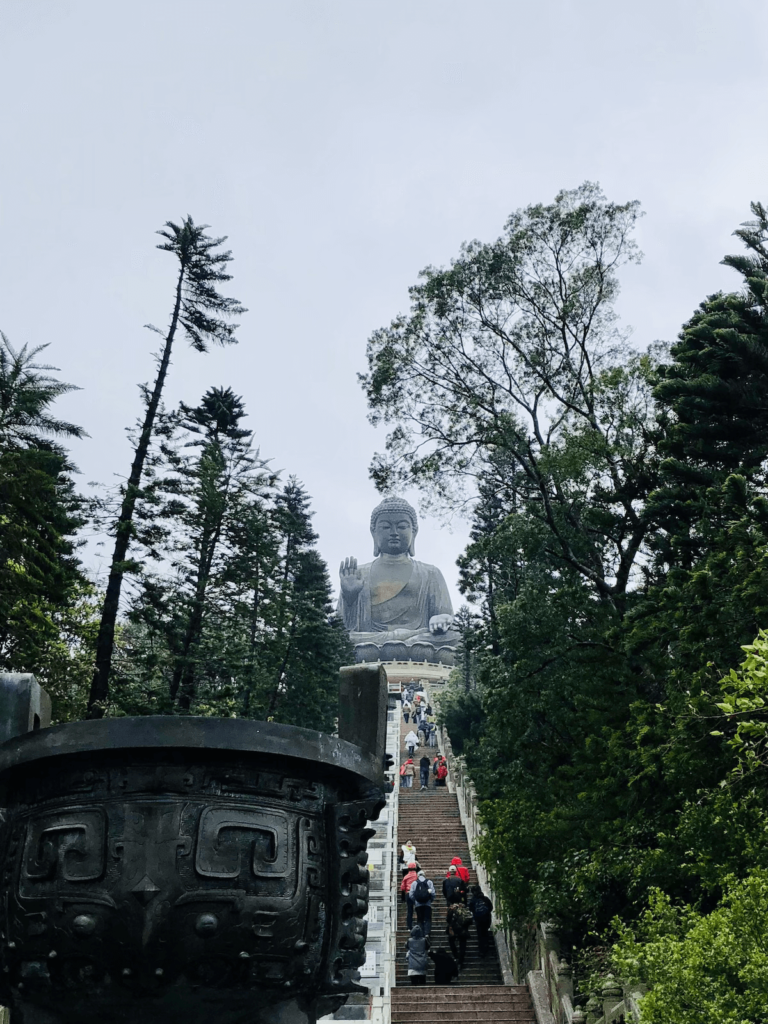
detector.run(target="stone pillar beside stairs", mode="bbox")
[321,675,400,1024]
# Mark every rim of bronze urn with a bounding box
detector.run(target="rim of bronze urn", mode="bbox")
[0,716,385,1024]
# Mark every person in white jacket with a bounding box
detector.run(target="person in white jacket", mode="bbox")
[404,729,419,757]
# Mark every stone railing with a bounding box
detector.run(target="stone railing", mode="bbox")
[574,977,645,1024]
[435,718,645,1024]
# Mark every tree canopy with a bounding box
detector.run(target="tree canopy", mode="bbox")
[365,191,768,1017]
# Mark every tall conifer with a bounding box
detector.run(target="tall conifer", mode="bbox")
[88,219,245,717]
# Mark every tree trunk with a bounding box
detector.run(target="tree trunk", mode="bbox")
[172,493,227,712]
[87,263,186,717]
[241,551,261,717]
[267,607,298,718]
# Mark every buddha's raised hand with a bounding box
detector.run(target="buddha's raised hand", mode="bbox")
[340,556,364,600]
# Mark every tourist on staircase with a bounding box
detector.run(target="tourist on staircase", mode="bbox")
[428,947,458,986]
[442,864,465,905]
[450,856,470,886]
[400,861,419,929]
[402,698,413,723]
[419,754,431,791]
[434,755,448,787]
[446,902,473,970]
[409,871,436,936]
[417,713,427,747]
[469,886,494,957]
[404,728,419,758]
[400,757,415,787]
[393,699,535,1018]
[399,840,418,871]
[405,925,430,986]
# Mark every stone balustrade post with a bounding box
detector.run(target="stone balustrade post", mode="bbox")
[601,975,623,1019]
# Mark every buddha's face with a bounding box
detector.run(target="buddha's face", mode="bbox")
[373,515,413,556]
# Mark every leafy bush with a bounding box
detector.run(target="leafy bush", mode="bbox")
[613,872,768,1023]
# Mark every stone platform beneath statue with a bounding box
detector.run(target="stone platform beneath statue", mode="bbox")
[353,641,455,667]
[377,660,452,689]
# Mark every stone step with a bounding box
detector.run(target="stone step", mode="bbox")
[392,990,529,1000]
[392,987,530,998]
[393,998,532,1007]
[393,1011,532,1019]
[393,1013,534,1021]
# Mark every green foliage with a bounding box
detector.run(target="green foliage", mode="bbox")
[362,190,768,1013]
[709,629,768,777]
[0,335,93,715]
[435,681,485,754]
[90,216,246,716]
[0,333,85,447]
[613,872,768,1024]
[362,182,652,610]
[109,393,349,729]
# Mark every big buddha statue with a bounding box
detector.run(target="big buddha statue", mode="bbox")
[338,496,459,665]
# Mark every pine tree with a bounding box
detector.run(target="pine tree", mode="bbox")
[266,480,320,717]
[168,387,266,711]
[271,548,351,733]
[89,219,245,717]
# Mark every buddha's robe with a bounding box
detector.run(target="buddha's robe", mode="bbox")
[337,558,458,650]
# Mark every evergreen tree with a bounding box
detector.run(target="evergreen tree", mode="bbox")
[271,548,350,733]
[89,218,245,718]
[0,334,93,718]
[266,479,321,717]
[110,401,346,729]
[167,387,265,711]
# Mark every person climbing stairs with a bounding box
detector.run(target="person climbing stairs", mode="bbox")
[392,709,535,1021]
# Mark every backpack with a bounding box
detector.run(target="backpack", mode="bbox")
[414,878,431,903]
[473,898,492,923]
[437,763,448,780]
[448,905,472,935]
[399,764,407,777]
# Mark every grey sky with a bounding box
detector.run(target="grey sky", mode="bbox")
[1,0,766,610]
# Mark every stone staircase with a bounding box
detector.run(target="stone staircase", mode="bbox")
[391,985,536,1022]
[393,715,535,1021]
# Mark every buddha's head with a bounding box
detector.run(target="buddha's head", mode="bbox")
[370,496,418,557]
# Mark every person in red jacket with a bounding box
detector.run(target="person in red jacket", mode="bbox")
[401,861,419,929]
[450,856,470,886]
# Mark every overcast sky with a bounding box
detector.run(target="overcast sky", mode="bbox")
[1,0,766,609]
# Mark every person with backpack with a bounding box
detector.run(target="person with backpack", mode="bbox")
[469,885,494,957]
[419,754,431,791]
[428,946,458,986]
[409,871,436,936]
[402,699,413,724]
[405,924,430,985]
[417,717,427,747]
[442,864,465,905]
[400,861,419,929]
[446,902,472,969]
[427,721,437,748]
